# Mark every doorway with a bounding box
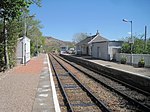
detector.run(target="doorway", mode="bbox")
[97,47,100,58]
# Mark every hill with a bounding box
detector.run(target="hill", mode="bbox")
[44,36,74,52]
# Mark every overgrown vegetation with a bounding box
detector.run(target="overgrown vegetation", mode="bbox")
[0,0,45,70]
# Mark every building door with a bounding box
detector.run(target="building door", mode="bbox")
[86,46,89,55]
[112,48,118,61]
[97,47,100,58]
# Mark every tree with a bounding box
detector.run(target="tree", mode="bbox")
[133,38,145,54]
[72,33,88,43]
[121,42,131,53]
[0,0,31,69]
[26,18,44,56]
[7,19,24,67]
[0,0,41,69]
[144,38,150,54]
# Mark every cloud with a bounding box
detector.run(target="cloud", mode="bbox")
[128,32,131,35]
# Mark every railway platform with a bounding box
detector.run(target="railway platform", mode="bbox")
[0,54,60,112]
[78,55,150,77]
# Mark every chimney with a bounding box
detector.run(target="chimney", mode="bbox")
[96,30,99,35]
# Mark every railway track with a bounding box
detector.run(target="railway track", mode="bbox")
[49,54,111,112]
[57,54,150,112]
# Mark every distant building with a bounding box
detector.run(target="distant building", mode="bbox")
[16,36,30,64]
[76,30,108,55]
[60,45,68,54]
[75,30,123,60]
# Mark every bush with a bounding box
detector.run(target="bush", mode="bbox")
[121,56,127,64]
[138,58,145,67]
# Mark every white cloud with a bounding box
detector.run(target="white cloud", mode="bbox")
[128,32,131,35]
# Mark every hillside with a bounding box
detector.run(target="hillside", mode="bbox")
[44,36,74,52]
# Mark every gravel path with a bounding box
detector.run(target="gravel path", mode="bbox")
[0,54,45,112]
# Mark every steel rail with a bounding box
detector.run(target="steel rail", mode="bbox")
[67,55,150,96]
[59,55,150,96]
[81,60,150,96]
[49,54,74,112]
[58,55,150,112]
[51,54,111,112]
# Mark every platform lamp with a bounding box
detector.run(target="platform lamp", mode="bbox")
[123,19,134,65]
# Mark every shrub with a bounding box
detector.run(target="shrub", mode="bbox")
[121,56,127,64]
[138,58,145,67]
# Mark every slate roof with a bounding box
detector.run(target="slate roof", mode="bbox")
[76,34,96,46]
[76,33,108,46]
[88,34,109,44]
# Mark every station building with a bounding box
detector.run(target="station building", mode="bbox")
[76,31,123,61]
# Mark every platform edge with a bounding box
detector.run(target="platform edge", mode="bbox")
[46,54,61,112]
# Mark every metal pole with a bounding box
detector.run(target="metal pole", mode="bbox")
[145,26,147,50]
[131,21,133,53]
[24,12,26,65]
[123,19,133,65]
[130,21,133,65]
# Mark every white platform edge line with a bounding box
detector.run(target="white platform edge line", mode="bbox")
[46,54,61,112]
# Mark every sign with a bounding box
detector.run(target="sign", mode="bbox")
[128,38,134,44]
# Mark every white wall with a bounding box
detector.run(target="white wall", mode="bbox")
[92,42,109,60]
[81,45,87,55]
[16,36,30,64]
[116,53,150,67]
[76,45,87,55]
[76,45,81,55]
[24,37,30,62]
[88,44,92,55]
[108,46,121,60]
[92,41,122,60]
[16,39,23,64]
[108,41,122,60]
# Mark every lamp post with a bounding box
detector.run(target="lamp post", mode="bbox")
[123,19,133,65]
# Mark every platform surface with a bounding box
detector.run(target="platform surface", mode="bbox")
[76,55,150,77]
[0,54,60,112]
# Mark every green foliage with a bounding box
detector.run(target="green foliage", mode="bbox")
[138,57,145,67]
[120,55,127,64]
[133,38,145,54]
[7,20,23,67]
[0,0,34,69]
[121,42,131,53]
[0,0,42,70]
[139,58,145,64]
[121,35,150,54]
[26,20,45,56]
[145,39,150,53]
[0,0,31,20]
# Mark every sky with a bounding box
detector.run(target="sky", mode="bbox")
[30,0,150,41]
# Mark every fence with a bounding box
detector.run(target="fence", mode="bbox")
[116,53,150,67]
